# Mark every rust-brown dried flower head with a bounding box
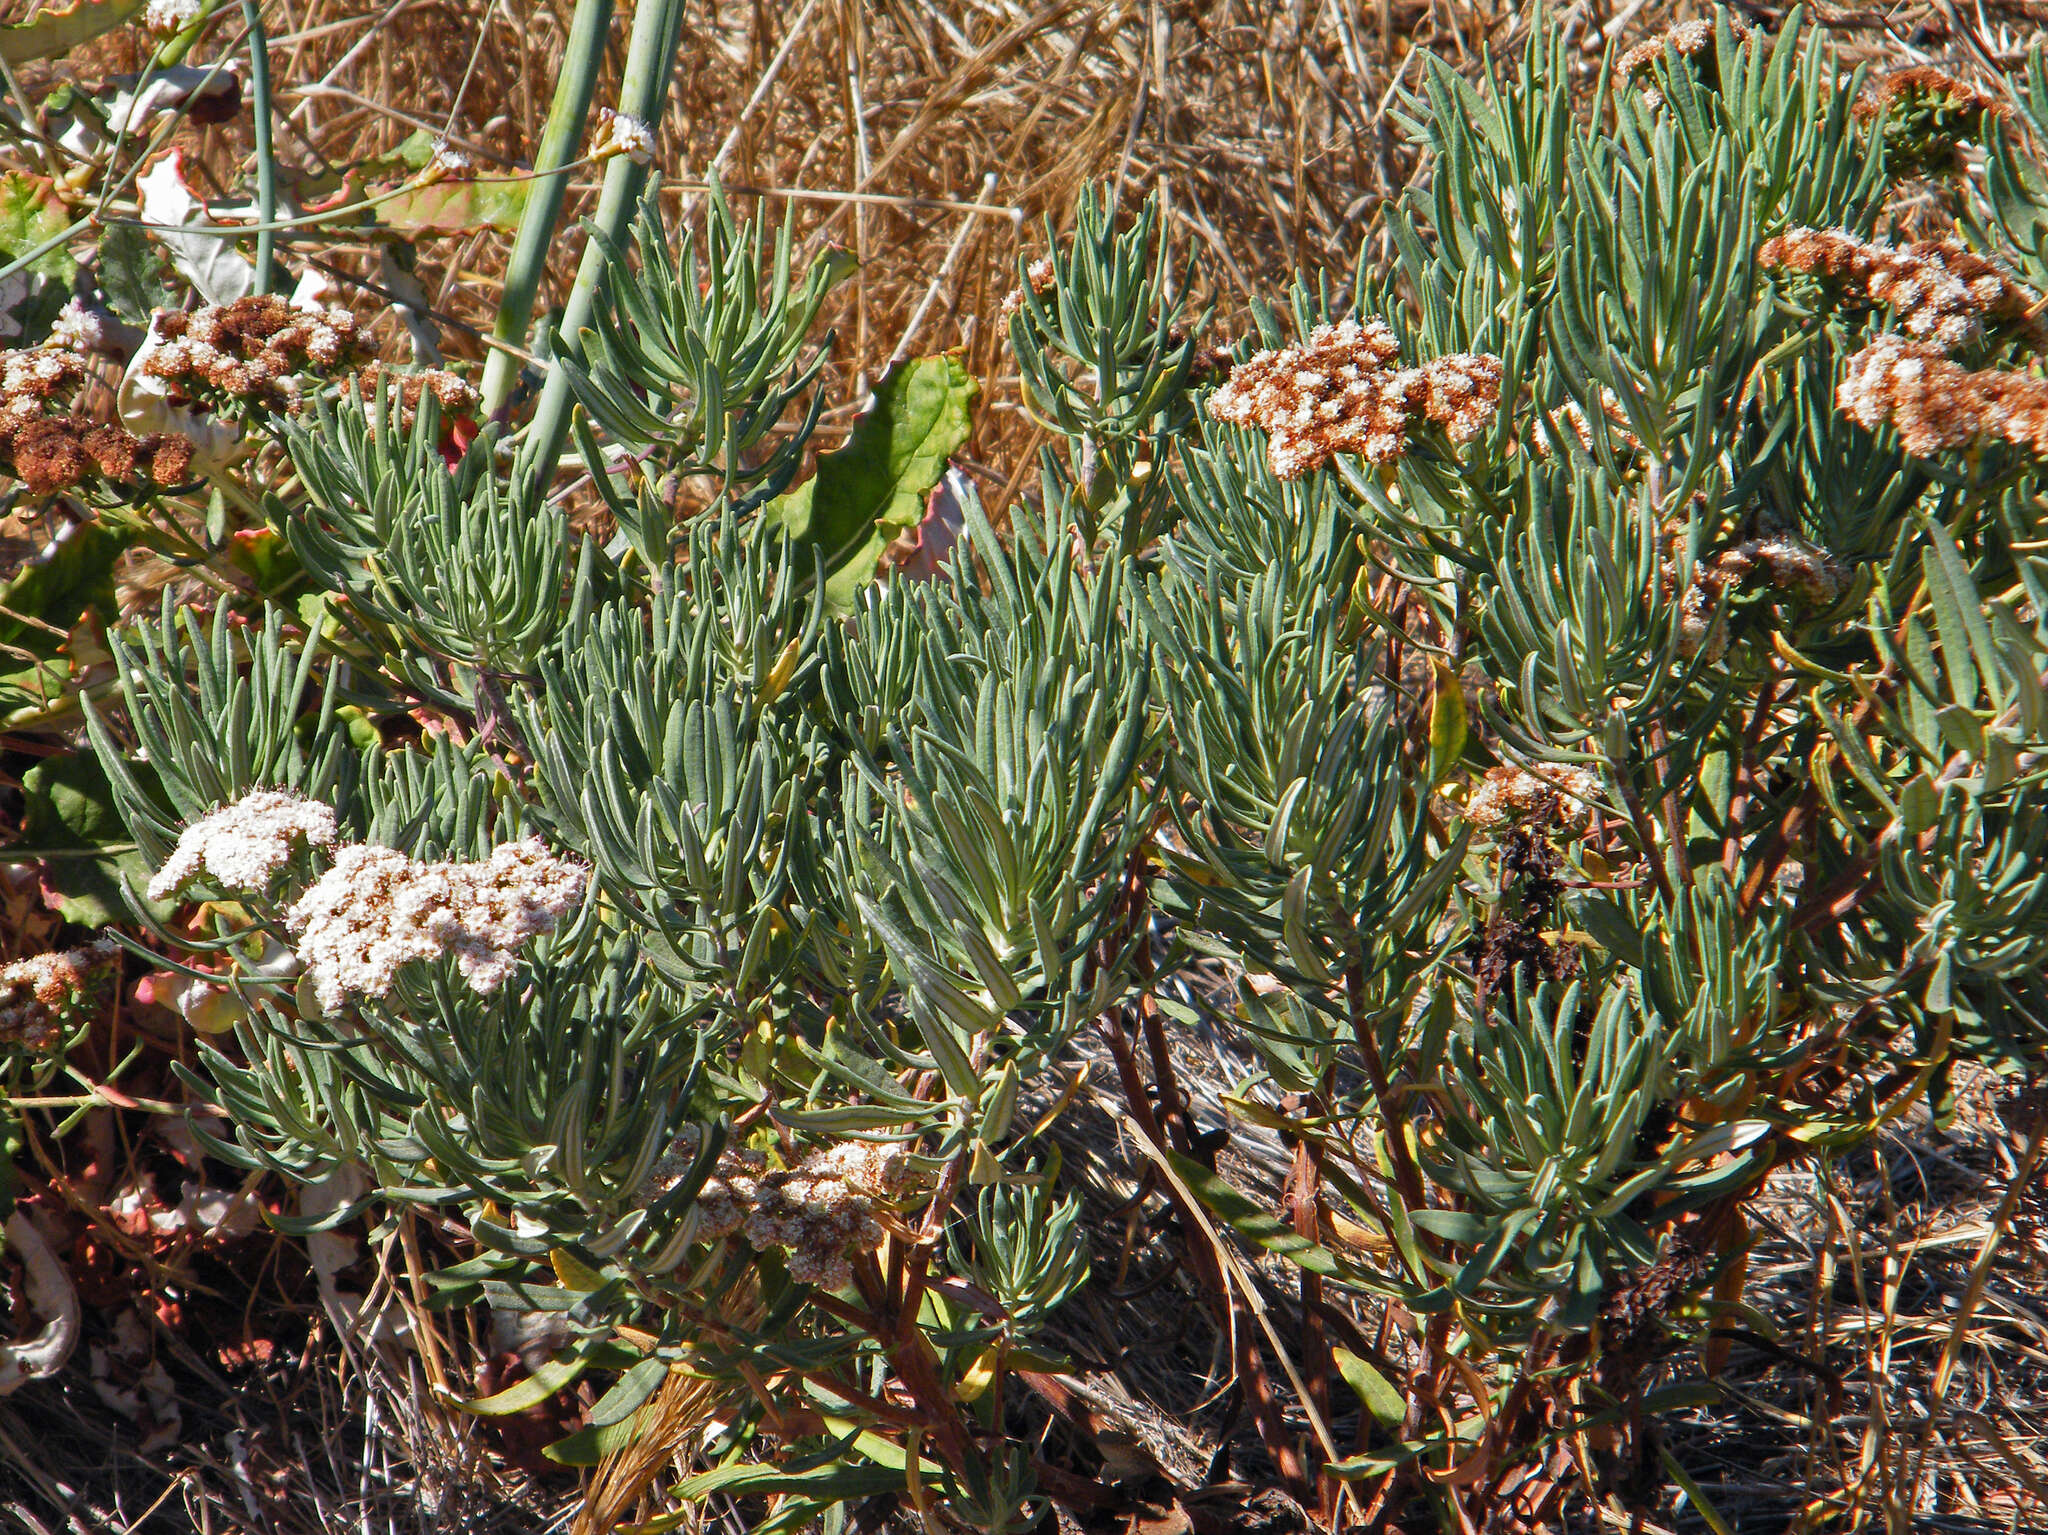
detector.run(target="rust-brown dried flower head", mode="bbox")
[1675,533,1853,658]
[1759,227,2041,351]
[1838,333,2048,458]
[1536,388,1641,462]
[0,410,195,496]
[144,296,371,416]
[1460,763,1601,832]
[1855,67,2012,176]
[1207,318,1503,479]
[0,320,201,497]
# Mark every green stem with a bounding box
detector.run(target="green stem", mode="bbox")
[241,0,276,293]
[479,0,615,417]
[514,0,687,491]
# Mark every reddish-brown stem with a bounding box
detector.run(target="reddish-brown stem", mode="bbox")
[1284,1095,1338,1523]
[1738,780,1820,916]
[1140,992,1200,1159]
[1723,675,1783,876]
[1344,960,1430,1221]
[1097,1007,1311,1501]
[847,1253,982,1477]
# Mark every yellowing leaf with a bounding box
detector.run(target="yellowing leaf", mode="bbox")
[1428,658,1467,784]
[550,1247,605,1291]
[952,1344,1000,1402]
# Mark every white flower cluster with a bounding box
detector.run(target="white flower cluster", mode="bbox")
[692,1140,916,1289]
[46,300,106,356]
[1207,318,1503,480]
[285,838,586,1014]
[1462,763,1601,832]
[148,789,339,901]
[142,0,202,33]
[1,937,119,1050]
[599,110,656,166]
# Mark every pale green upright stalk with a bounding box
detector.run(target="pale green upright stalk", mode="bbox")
[241,0,275,292]
[478,0,615,417]
[514,0,688,486]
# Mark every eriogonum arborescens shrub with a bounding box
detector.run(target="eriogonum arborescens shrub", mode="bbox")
[23,7,2048,1531]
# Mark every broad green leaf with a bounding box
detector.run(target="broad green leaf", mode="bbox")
[0,172,76,284]
[541,1411,650,1465]
[0,0,145,68]
[0,521,128,648]
[20,753,173,927]
[667,1459,905,1502]
[585,1356,669,1427]
[366,176,530,235]
[765,354,977,612]
[97,222,175,326]
[1331,1345,1408,1430]
[541,1356,670,1462]
[460,1354,588,1415]
[0,521,131,722]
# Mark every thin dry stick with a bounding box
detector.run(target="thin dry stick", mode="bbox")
[677,0,827,225]
[890,170,1000,368]
[1905,1117,2048,1508]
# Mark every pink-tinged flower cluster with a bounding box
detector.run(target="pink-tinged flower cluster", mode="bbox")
[1838,334,2048,458]
[148,789,339,901]
[1001,253,1058,319]
[1,937,119,1050]
[690,1140,917,1289]
[147,790,586,1012]
[285,839,586,1014]
[1620,18,1750,108]
[1206,318,1503,479]
[1759,228,2039,352]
